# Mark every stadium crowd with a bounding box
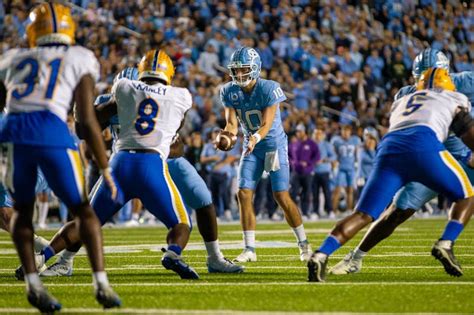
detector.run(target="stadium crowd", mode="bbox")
[1,0,473,224]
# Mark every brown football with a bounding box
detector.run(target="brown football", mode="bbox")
[216,130,237,151]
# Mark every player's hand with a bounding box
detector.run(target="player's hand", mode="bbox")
[101,167,124,204]
[245,136,257,156]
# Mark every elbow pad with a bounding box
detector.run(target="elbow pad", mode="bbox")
[451,109,474,137]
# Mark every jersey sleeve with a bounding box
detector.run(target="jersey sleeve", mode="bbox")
[0,49,18,82]
[180,88,193,111]
[111,78,129,102]
[94,93,113,106]
[219,85,233,108]
[69,46,100,83]
[394,85,415,101]
[264,81,287,107]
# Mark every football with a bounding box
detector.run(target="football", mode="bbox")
[216,130,237,151]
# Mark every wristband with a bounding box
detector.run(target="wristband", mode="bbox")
[252,133,262,143]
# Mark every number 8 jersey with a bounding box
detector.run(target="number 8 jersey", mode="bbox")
[389,89,471,143]
[0,45,99,147]
[112,78,192,159]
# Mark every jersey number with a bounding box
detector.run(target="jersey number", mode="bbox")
[236,109,262,132]
[12,58,63,100]
[403,92,427,116]
[273,87,284,99]
[135,98,159,135]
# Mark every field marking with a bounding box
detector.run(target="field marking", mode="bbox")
[0,281,473,288]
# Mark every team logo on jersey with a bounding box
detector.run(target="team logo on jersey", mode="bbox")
[231,92,239,101]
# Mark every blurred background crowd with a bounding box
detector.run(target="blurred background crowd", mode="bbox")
[1,0,473,226]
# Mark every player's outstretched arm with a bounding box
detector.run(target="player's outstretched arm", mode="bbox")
[224,107,239,135]
[245,103,278,155]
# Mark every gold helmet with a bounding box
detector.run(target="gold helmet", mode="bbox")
[138,50,175,85]
[416,67,455,92]
[26,2,75,47]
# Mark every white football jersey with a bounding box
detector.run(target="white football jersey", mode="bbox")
[0,45,99,122]
[389,89,471,142]
[112,79,192,158]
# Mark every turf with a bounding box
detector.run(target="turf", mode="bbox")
[0,218,473,314]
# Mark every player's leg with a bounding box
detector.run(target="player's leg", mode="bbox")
[345,169,355,211]
[35,169,50,230]
[332,170,346,214]
[234,152,264,262]
[38,146,120,307]
[167,158,243,273]
[330,182,434,275]
[308,155,405,282]
[270,146,310,261]
[301,173,312,218]
[6,144,61,312]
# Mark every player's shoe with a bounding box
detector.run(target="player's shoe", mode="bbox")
[329,250,362,275]
[307,251,328,282]
[233,248,257,262]
[161,248,199,279]
[27,285,62,313]
[15,254,46,281]
[41,258,73,277]
[298,241,312,262]
[207,256,245,273]
[431,240,463,277]
[95,283,122,309]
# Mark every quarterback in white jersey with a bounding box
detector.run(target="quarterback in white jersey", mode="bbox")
[0,2,120,312]
[308,68,474,282]
[49,49,199,280]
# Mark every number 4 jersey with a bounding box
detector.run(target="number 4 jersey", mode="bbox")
[0,45,99,148]
[112,78,192,159]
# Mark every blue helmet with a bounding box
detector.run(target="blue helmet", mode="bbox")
[227,47,261,87]
[363,126,378,142]
[412,48,449,80]
[114,67,139,84]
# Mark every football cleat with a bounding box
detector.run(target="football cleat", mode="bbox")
[307,251,328,282]
[161,248,199,279]
[27,286,62,313]
[207,257,245,273]
[233,249,257,263]
[95,283,122,309]
[15,254,46,281]
[329,250,362,275]
[432,240,463,277]
[298,241,312,262]
[41,259,73,277]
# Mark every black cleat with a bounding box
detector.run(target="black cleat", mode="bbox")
[432,240,463,277]
[307,251,328,282]
[161,248,199,279]
[15,265,24,281]
[27,287,62,314]
[95,283,122,309]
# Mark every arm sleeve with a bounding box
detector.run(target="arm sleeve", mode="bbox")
[219,86,233,108]
[264,81,287,108]
[70,47,100,83]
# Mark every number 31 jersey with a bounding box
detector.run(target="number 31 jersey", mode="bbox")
[389,89,471,143]
[112,78,192,159]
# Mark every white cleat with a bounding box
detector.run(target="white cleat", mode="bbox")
[41,259,73,277]
[15,254,46,280]
[329,250,362,275]
[207,256,245,273]
[298,241,312,262]
[233,249,257,263]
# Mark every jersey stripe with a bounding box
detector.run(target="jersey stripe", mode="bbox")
[152,50,159,71]
[67,149,86,201]
[427,68,437,89]
[163,160,189,226]
[440,151,474,198]
[48,3,58,33]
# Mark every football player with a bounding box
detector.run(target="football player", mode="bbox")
[40,67,243,277]
[219,47,311,262]
[0,2,121,312]
[308,68,474,282]
[331,48,474,276]
[31,49,200,280]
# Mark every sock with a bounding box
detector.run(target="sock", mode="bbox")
[243,230,256,251]
[441,220,464,242]
[204,240,223,259]
[92,271,109,290]
[61,250,77,263]
[40,246,55,262]
[37,201,48,226]
[292,224,307,243]
[168,244,182,256]
[353,247,367,260]
[33,234,49,252]
[318,235,341,256]
[25,272,42,291]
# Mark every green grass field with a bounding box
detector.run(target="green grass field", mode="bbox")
[0,218,473,314]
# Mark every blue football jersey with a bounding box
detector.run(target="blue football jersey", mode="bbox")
[394,71,474,160]
[332,135,361,171]
[94,93,120,150]
[220,78,287,151]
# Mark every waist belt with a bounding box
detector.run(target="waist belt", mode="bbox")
[121,149,157,154]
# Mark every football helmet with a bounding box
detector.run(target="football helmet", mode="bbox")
[138,50,175,85]
[227,47,261,87]
[114,67,139,84]
[412,48,449,81]
[416,67,455,92]
[26,2,75,47]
